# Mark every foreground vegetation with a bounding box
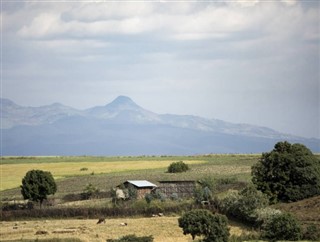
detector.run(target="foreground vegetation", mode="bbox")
[1,149,320,241]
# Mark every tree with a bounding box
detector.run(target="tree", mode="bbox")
[178,209,229,242]
[21,169,57,208]
[261,213,302,242]
[167,161,189,173]
[252,141,320,203]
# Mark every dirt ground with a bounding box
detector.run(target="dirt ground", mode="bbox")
[0,216,247,242]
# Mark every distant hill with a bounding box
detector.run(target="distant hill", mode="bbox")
[1,96,319,155]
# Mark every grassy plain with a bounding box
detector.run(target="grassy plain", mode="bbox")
[0,154,258,198]
[0,158,205,191]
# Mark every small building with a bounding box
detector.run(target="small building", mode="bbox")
[121,180,157,199]
[157,180,196,199]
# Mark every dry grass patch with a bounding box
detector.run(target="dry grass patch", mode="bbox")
[0,216,251,242]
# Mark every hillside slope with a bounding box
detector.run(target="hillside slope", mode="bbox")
[273,195,320,224]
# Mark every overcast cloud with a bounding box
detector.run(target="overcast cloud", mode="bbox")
[1,0,319,139]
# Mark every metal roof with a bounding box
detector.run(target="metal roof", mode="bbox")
[125,180,157,188]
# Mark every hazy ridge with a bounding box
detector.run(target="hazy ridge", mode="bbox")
[1,96,319,155]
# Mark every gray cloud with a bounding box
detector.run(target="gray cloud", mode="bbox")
[2,1,319,139]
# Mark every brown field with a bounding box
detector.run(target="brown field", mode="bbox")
[0,216,249,242]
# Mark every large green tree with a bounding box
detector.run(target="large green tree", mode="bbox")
[178,209,229,242]
[21,169,57,208]
[252,141,320,203]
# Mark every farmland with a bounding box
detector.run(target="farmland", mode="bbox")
[0,154,257,198]
[1,154,319,242]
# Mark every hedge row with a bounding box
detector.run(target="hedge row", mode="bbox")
[1,203,192,221]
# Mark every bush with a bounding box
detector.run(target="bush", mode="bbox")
[178,209,229,242]
[217,185,268,224]
[167,161,189,173]
[127,185,138,200]
[107,234,154,242]
[252,141,320,203]
[217,190,240,215]
[81,183,99,200]
[261,213,302,242]
[194,186,213,204]
[254,207,282,226]
[194,176,216,204]
[215,177,238,185]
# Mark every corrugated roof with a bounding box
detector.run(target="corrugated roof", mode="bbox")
[126,180,157,188]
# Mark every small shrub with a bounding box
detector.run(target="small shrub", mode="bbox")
[107,234,154,242]
[81,183,99,200]
[216,177,238,185]
[127,185,138,200]
[145,190,166,204]
[80,167,88,171]
[167,161,189,173]
[198,176,216,191]
[145,193,154,204]
[254,207,282,226]
[217,185,268,224]
[217,190,240,215]
[194,185,213,204]
[261,213,302,242]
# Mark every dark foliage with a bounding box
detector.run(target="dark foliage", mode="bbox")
[178,209,229,242]
[1,202,192,220]
[20,170,57,208]
[252,141,320,203]
[107,234,153,242]
[303,224,320,241]
[261,213,302,242]
[217,184,268,224]
[145,190,166,204]
[194,186,213,204]
[167,161,189,173]
[81,183,99,200]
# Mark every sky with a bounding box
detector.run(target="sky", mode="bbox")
[1,0,319,139]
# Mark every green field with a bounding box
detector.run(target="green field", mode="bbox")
[0,154,259,199]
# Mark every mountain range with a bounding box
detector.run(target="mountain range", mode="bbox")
[1,96,319,155]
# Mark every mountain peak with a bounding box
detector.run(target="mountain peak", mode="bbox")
[106,96,140,110]
[112,96,135,105]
